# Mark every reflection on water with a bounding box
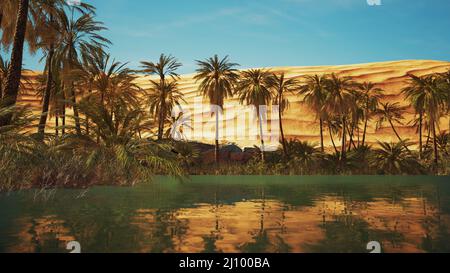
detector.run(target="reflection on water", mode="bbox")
[0,176,449,253]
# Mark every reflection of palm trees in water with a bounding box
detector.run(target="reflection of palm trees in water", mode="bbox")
[240,187,291,253]
[149,209,188,253]
[202,191,223,253]
[421,186,450,253]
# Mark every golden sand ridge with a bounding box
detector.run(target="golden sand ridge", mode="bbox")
[19,60,450,149]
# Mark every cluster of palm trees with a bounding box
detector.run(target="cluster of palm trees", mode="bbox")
[1,0,450,190]
[0,1,183,190]
[192,55,450,170]
[298,72,450,171]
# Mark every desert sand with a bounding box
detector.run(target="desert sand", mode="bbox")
[18,60,450,149]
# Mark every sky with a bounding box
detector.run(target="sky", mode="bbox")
[14,0,450,73]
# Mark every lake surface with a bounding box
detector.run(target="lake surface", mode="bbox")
[0,176,449,253]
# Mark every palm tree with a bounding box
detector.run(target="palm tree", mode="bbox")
[36,9,60,141]
[75,97,183,184]
[36,4,97,140]
[140,54,182,140]
[267,72,298,157]
[323,73,356,159]
[0,0,30,127]
[403,74,446,165]
[375,102,411,152]
[402,74,430,159]
[194,55,239,164]
[53,7,110,135]
[146,80,186,139]
[356,82,383,147]
[300,74,328,152]
[371,141,425,175]
[439,70,450,132]
[0,0,69,126]
[236,69,273,162]
[81,50,135,138]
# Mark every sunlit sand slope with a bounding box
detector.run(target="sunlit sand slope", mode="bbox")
[19,60,450,149]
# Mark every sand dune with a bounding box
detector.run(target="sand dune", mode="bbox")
[18,60,450,149]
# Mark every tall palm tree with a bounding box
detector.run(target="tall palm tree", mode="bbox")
[140,54,182,140]
[348,90,364,150]
[236,69,273,162]
[81,49,133,138]
[356,82,383,147]
[323,74,356,159]
[0,0,68,126]
[299,74,328,152]
[420,75,446,165]
[0,0,30,127]
[439,70,450,132]
[146,80,186,139]
[36,3,95,140]
[375,102,411,152]
[53,7,110,135]
[36,12,58,141]
[402,74,430,159]
[194,55,239,164]
[267,72,298,157]
[403,74,446,165]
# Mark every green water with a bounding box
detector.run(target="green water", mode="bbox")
[0,176,449,253]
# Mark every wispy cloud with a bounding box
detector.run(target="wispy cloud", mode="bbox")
[126,8,243,38]
[124,5,301,38]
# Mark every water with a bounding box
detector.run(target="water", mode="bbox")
[0,176,449,253]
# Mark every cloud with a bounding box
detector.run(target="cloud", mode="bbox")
[126,8,243,38]
[125,5,299,38]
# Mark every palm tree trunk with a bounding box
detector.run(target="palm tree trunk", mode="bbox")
[0,0,29,127]
[55,113,59,137]
[357,126,360,147]
[425,126,431,148]
[0,11,3,30]
[70,83,82,135]
[279,103,288,157]
[432,122,439,166]
[62,97,66,137]
[328,122,338,154]
[319,118,324,152]
[362,115,369,147]
[419,112,423,159]
[86,83,92,135]
[37,47,55,141]
[259,111,266,162]
[213,74,220,165]
[388,119,411,152]
[341,117,347,159]
[347,123,357,151]
[215,110,220,164]
[158,104,165,140]
[67,46,81,135]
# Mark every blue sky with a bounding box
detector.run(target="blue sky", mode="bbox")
[18,0,450,73]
